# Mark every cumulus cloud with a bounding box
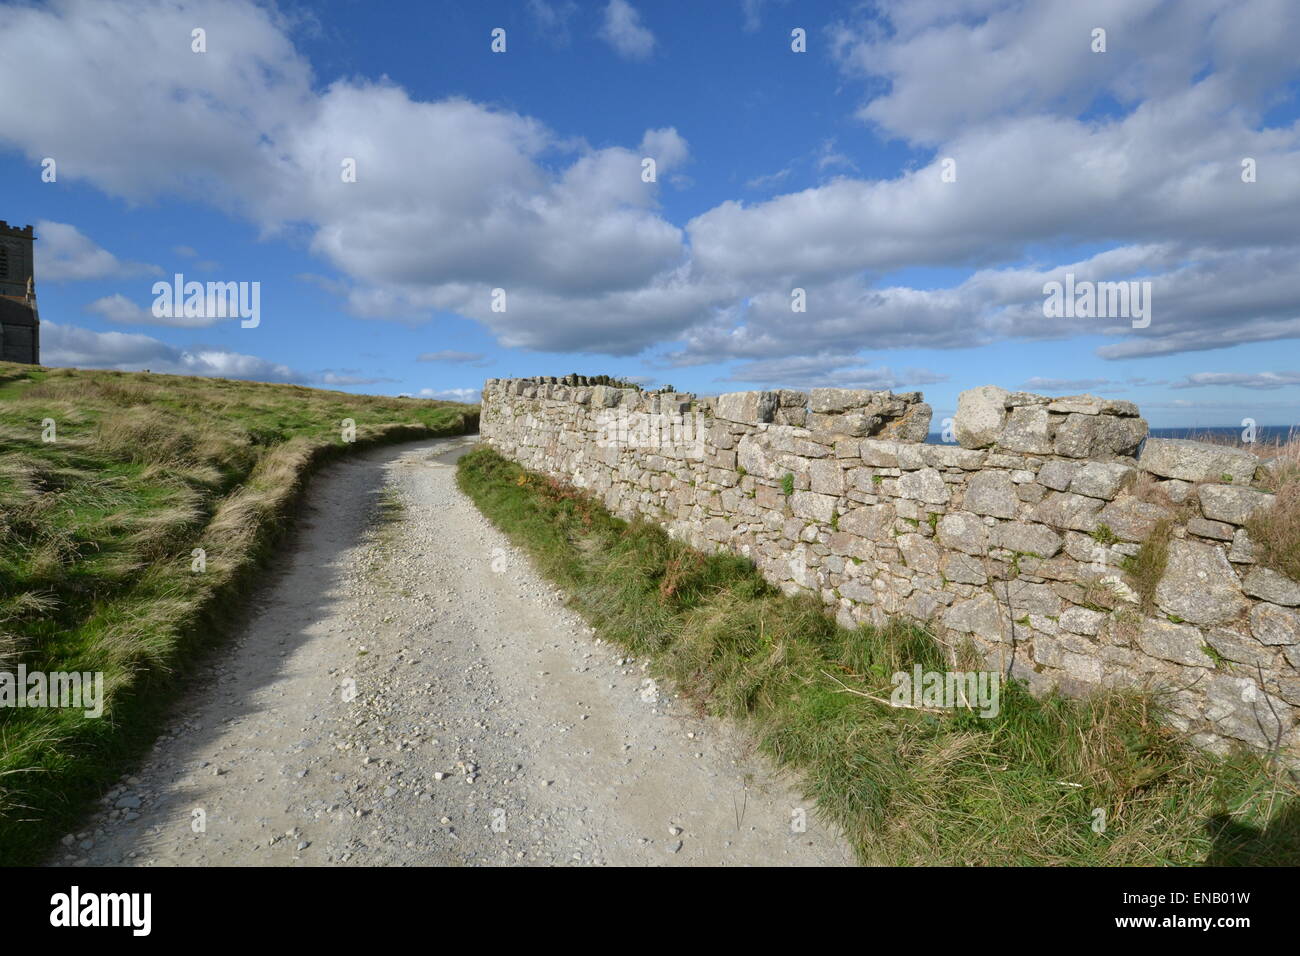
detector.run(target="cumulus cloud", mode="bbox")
[815,139,856,174]
[84,292,235,329]
[4,0,1298,375]
[639,127,689,173]
[35,221,160,281]
[674,0,1300,365]
[685,104,1300,284]
[1141,398,1300,413]
[740,0,789,33]
[745,168,792,190]
[670,242,1300,367]
[418,387,481,403]
[1171,371,1300,390]
[84,294,155,325]
[319,371,398,387]
[527,0,579,46]
[350,263,730,355]
[417,350,489,364]
[599,0,655,60]
[0,1,310,207]
[40,321,309,382]
[0,2,695,353]
[719,352,948,391]
[1022,377,1119,392]
[288,88,696,350]
[830,0,1300,146]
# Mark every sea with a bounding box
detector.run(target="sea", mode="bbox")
[924,425,1298,446]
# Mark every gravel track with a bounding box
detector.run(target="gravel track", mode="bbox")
[54,437,852,867]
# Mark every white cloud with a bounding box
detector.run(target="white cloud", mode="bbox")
[4,0,1299,374]
[417,350,489,365]
[685,100,1300,286]
[1141,398,1300,413]
[719,352,948,391]
[599,0,655,60]
[0,0,311,206]
[831,0,1300,147]
[1022,377,1119,392]
[35,221,159,281]
[0,0,697,352]
[84,292,232,329]
[740,0,789,33]
[288,88,693,350]
[527,0,579,46]
[182,349,307,382]
[745,168,792,190]
[1171,371,1300,390]
[672,1,1300,365]
[671,241,1300,367]
[639,127,689,172]
[419,387,481,403]
[318,371,398,386]
[84,294,155,324]
[348,263,729,355]
[40,320,308,383]
[815,139,856,174]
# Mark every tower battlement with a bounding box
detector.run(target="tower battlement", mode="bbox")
[0,219,39,363]
[0,220,36,299]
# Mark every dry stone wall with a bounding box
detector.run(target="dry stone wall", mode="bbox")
[481,375,1300,758]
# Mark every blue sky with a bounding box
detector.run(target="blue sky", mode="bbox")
[2,0,1298,427]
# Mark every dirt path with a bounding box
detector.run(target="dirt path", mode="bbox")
[54,437,852,867]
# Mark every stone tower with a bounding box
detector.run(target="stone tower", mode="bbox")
[0,220,40,364]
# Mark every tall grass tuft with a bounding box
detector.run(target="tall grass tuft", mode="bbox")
[1246,439,1300,583]
[457,446,1300,866]
[0,361,477,863]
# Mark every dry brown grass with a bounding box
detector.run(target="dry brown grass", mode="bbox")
[0,361,478,863]
[1179,428,1299,461]
[1246,442,1300,582]
[94,407,240,467]
[1124,518,1175,614]
[1186,435,1300,581]
[1126,470,1173,506]
[1122,437,1300,596]
[458,445,1300,866]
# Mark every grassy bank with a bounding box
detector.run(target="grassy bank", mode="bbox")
[0,362,477,863]
[457,446,1300,866]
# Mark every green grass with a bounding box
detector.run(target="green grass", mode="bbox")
[1122,518,1174,614]
[1091,524,1118,546]
[0,362,477,863]
[1247,448,1300,583]
[457,446,1300,866]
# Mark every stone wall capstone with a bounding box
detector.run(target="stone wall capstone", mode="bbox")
[480,377,1299,758]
